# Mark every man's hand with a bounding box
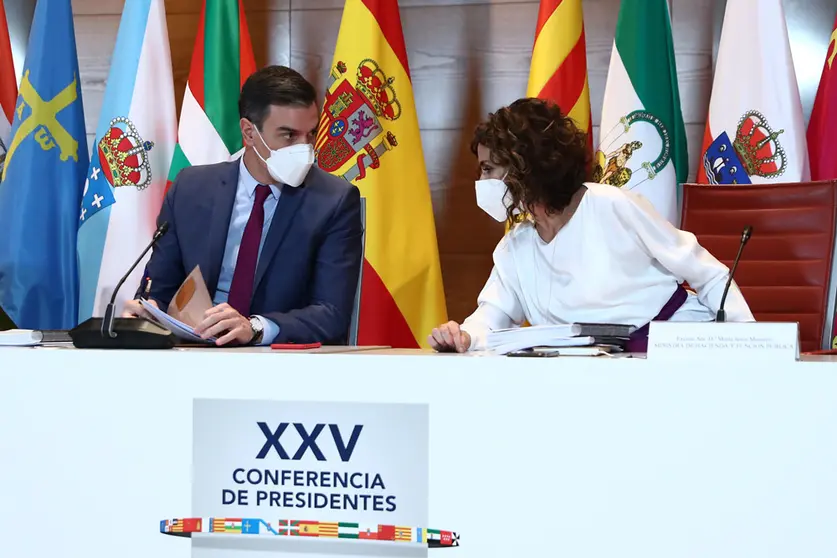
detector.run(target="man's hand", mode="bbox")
[194,303,254,346]
[122,298,157,319]
[428,321,471,353]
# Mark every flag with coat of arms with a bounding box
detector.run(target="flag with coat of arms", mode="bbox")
[320,0,447,348]
[595,0,687,225]
[696,0,809,185]
[76,0,176,320]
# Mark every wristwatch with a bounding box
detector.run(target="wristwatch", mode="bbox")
[249,316,264,345]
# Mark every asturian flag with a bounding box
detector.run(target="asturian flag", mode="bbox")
[76,0,176,320]
[0,0,88,329]
[0,0,16,176]
[696,0,809,185]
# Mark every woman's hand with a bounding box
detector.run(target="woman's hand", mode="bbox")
[428,321,471,353]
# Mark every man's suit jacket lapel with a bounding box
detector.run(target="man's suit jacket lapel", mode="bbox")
[203,160,240,295]
[254,182,308,290]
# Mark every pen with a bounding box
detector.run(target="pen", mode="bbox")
[141,277,152,300]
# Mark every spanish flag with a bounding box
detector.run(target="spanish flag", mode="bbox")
[526,0,592,153]
[318,0,446,348]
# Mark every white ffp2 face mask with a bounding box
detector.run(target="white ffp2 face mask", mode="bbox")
[475,176,517,222]
[253,128,315,187]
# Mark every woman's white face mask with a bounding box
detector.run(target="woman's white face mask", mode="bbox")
[475,173,519,222]
[253,127,315,187]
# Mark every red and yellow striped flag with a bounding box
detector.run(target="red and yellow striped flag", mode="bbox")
[526,0,592,153]
[0,0,17,154]
[318,0,447,348]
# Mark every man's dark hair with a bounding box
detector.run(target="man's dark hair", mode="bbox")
[471,98,591,221]
[239,65,318,129]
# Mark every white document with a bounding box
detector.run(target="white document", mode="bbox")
[140,299,216,344]
[0,329,43,346]
[491,335,595,355]
[487,324,588,354]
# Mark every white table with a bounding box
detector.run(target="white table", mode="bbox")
[2,347,837,558]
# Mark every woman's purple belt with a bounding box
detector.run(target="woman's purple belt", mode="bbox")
[624,285,689,353]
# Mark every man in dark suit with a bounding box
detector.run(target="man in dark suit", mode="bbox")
[122,66,363,346]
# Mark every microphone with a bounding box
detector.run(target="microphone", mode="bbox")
[101,221,169,338]
[716,225,753,323]
[69,222,176,349]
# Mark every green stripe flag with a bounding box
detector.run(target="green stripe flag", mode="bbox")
[593,0,688,225]
[166,0,256,191]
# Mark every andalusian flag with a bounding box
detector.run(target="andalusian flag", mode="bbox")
[526,0,592,152]
[0,0,16,175]
[594,0,687,225]
[318,0,447,348]
[167,0,256,189]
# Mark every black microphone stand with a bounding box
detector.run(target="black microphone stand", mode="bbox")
[716,225,753,323]
[101,228,165,338]
[70,222,175,349]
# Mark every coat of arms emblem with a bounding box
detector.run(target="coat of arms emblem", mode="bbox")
[316,59,401,182]
[79,116,154,223]
[702,110,786,184]
[593,110,671,189]
[97,116,154,190]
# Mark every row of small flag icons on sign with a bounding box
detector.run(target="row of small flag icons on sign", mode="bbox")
[160,518,459,547]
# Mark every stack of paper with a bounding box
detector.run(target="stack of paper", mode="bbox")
[141,300,215,344]
[487,324,594,355]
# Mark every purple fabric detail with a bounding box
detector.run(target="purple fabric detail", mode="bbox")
[625,284,689,353]
[227,184,271,317]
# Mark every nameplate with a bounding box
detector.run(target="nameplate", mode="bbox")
[189,399,431,557]
[647,321,800,362]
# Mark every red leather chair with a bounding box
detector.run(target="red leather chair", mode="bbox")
[680,181,837,353]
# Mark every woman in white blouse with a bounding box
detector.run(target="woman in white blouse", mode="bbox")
[429,98,754,353]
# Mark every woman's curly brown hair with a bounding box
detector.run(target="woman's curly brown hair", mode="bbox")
[470,98,591,222]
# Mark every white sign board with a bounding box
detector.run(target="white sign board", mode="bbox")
[191,399,429,557]
[647,321,800,362]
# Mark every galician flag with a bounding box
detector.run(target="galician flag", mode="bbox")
[526,0,592,153]
[0,0,16,175]
[696,0,809,185]
[594,0,687,225]
[76,0,177,320]
[319,0,447,348]
[167,0,256,190]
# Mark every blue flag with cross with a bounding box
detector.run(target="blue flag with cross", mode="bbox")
[0,0,89,329]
